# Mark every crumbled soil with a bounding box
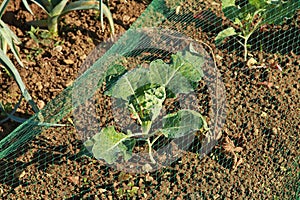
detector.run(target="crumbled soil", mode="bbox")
[0,0,299,199]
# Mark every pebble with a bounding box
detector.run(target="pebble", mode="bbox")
[261,111,268,118]
[142,163,153,172]
[63,59,74,65]
[36,81,43,91]
[37,100,45,109]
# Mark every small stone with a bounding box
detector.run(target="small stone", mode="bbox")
[80,54,87,60]
[53,45,62,52]
[67,176,79,185]
[247,57,257,67]
[142,163,153,172]
[66,80,73,87]
[215,54,223,60]
[123,15,130,22]
[98,188,107,193]
[63,59,74,65]
[145,173,154,182]
[36,81,43,91]
[19,170,26,179]
[254,128,259,136]
[261,111,268,118]
[175,6,181,14]
[25,39,39,48]
[280,166,287,171]
[37,100,45,109]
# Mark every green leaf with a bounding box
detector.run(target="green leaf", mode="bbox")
[86,126,132,164]
[148,59,193,94]
[107,67,150,100]
[0,0,10,18]
[0,21,20,44]
[150,50,204,94]
[108,47,205,99]
[22,0,34,15]
[239,4,258,18]
[50,0,68,17]
[263,0,300,25]
[106,64,127,77]
[233,17,243,27]
[161,109,208,138]
[0,49,39,113]
[128,84,166,123]
[0,21,23,67]
[249,0,267,9]
[30,0,53,14]
[222,0,241,21]
[222,0,236,9]
[105,64,127,90]
[123,138,136,161]
[215,27,237,45]
[173,46,205,83]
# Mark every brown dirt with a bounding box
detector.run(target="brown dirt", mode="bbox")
[0,0,299,199]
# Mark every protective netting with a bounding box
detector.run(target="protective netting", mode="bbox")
[0,0,299,199]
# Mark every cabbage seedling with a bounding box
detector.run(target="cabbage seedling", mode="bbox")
[83,44,208,165]
[215,0,300,61]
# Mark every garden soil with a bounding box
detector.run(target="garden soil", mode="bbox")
[0,0,299,199]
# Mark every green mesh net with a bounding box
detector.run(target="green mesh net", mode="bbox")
[0,0,299,199]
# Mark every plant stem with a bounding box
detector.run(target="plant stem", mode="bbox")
[150,134,163,146]
[48,16,59,36]
[242,18,263,61]
[1,40,7,54]
[147,137,156,164]
[244,36,248,61]
[128,103,143,126]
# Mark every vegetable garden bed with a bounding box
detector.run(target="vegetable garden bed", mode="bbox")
[0,0,299,199]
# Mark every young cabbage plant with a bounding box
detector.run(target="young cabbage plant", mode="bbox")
[83,44,209,165]
[216,0,300,61]
[24,0,114,36]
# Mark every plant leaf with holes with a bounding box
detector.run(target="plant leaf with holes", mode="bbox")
[84,126,133,164]
[161,109,208,138]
